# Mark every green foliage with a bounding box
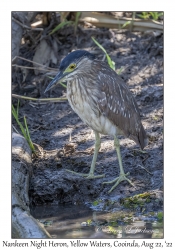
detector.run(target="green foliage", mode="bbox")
[122,21,131,29]
[137,12,163,21]
[44,220,53,226]
[48,76,67,88]
[157,212,163,221]
[92,200,99,206]
[50,12,81,35]
[107,226,117,235]
[49,20,74,35]
[137,12,150,20]
[121,192,151,209]
[58,81,67,88]
[91,37,115,70]
[74,12,81,33]
[109,221,118,227]
[12,101,35,152]
[86,219,92,225]
[116,67,123,75]
[149,12,163,21]
[39,219,53,227]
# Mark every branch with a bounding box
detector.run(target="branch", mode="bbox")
[12,94,67,102]
[80,12,163,32]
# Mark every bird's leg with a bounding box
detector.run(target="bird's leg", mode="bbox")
[66,131,105,179]
[103,135,135,193]
[86,131,105,178]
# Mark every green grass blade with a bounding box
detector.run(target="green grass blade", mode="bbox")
[59,82,67,88]
[49,21,73,35]
[12,104,35,152]
[117,67,123,75]
[106,54,115,71]
[92,36,107,54]
[149,12,163,21]
[12,105,27,138]
[17,99,20,119]
[157,12,163,18]
[122,21,131,29]
[149,12,156,20]
[137,12,150,20]
[48,76,67,88]
[74,12,81,33]
[91,37,115,70]
[24,116,35,152]
[12,105,18,120]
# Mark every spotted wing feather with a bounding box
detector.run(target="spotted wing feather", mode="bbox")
[94,61,147,149]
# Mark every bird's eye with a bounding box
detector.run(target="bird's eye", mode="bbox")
[69,64,76,70]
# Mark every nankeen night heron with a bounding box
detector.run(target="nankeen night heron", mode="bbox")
[45,50,148,193]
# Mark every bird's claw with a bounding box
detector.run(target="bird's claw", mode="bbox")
[103,172,135,193]
[86,173,105,179]
[66,169,105,179]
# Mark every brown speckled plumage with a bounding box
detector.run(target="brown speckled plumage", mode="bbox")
[45,50,148,193]
[66,59,147,150]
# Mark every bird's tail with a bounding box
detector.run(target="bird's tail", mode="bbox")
[138,124,148,150]
[129,123,148,150]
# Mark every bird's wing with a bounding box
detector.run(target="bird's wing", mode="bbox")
[95,63,147,149]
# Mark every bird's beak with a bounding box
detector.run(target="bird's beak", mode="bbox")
[44,71,65,93]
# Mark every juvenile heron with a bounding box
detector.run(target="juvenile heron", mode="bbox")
[45,50,148,193]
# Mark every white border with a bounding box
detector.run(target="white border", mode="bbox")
[1,1,174,248]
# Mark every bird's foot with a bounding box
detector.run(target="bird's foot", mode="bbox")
[66,169,105,179]
[103,172,135,193]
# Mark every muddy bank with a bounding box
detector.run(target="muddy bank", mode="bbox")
[12,14,163,214]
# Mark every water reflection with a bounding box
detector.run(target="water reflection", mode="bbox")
[30,204,163,239]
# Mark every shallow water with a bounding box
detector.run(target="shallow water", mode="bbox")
[30,204,163,239]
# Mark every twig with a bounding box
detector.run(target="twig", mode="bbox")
[12,56,58,73]
[12,125,20,134]
[12,64,55,72]
[12,94,67,102]
[130,12,136,32]
[12,56,57,71]
[142,154,149,163]
[13,56,50,68]
[31,20,43,28]
[132,149,147,154]
[137,165,153,175]
[12,17,43,31]
[80,12,163,32]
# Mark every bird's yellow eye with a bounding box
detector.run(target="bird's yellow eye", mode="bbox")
[69,64,76,70]
[64,63,76,73]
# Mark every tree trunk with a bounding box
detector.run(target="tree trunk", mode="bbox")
[12,132,51,238]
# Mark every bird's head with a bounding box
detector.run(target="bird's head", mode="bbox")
[44,50,95,93]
